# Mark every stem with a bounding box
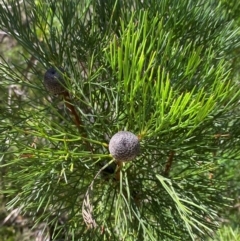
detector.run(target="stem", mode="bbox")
[163,151,175,177]
[63,92,81,128]
[115,161,123,181]
[62,91,93,152]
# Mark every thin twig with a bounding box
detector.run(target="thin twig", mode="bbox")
[62,91,93,152]
[63,92,82,128]
[163,151,175,177]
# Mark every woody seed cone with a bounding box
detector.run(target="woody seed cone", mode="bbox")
[44,67,66,94]
[109,131,140,162]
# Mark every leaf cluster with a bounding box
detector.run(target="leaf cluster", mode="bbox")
[0,1,240,240]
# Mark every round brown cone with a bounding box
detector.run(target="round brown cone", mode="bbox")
[44,67,66,94]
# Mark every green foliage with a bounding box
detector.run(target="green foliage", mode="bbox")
[210,226,240,241]
[0,0,240,240]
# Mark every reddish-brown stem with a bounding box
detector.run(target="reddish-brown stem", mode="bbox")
[163,151,175,177]
[62,92,92,152]
[63,92,81,128]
